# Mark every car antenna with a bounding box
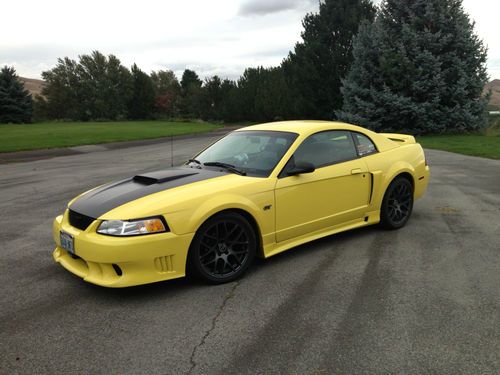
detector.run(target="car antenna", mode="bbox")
[170,133,174,167]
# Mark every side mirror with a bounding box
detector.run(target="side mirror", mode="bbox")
[287,161,315,176]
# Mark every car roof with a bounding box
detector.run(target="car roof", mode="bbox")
[237,120,370,136]
[236,120,399,152]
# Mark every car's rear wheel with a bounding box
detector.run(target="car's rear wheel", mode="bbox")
[188,212,256,284]
[380,176,414,229]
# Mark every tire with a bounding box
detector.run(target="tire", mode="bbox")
[380,176,414,229]
[188,212,257,284]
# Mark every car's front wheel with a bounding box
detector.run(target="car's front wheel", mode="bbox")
[380,176,414,229]
[188,212,256,283]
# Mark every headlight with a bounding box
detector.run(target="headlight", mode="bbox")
[97,217,168,236]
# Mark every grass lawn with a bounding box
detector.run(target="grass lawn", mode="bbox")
[0,121,222,153]
[417,134,500,159]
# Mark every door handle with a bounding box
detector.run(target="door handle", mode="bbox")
[351,168,363,175]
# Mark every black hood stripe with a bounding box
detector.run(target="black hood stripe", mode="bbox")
[69,167,226,219]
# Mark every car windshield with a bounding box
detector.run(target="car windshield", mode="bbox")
[192,130,298,177]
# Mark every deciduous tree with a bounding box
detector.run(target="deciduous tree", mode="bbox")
[41,51,132,121]
[151,69,181,118]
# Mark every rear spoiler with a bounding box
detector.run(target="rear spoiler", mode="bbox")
[380,133,416,145]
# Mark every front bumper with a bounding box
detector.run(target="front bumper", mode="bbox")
[52,211,194,287]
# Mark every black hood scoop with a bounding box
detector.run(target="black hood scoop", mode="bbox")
[133,170,198,185]
[69,167,225,219]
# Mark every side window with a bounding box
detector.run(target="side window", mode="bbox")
[293,130,358,168]
[353,133,377,157]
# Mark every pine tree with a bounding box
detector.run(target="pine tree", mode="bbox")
[234,66,293,122]
[338,0,490,134]
[219,79,242,122]
[0,66,33,123]
[180,69,202,92]
[200,75,223,120]
[180,69,203,118]
[254,66,292,121]
[128,64,155,119]
[283,0,376,119]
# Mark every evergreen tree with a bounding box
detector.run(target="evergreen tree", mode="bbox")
[180,69,202,92]
[219,79,243,122]
[283,0,376,119]
[237,66,293,122]
[237,68,262,121]
[200,75,223,120]
[128,64,155,119]
[338,0,489,134]
[254,66,292,121]
[0,66,33,123]
[180,69,203,117]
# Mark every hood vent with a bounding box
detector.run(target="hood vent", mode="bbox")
[69,167,224,219]
[133,169,198,185]
[68,209,95,231]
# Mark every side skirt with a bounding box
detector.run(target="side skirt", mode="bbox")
[262,210,380,259]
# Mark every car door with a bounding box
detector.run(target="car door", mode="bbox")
[274,130,371,243]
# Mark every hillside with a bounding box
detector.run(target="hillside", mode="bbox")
[485,79,500,110]
[19,77,45,97]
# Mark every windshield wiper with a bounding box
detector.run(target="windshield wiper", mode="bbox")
[203,161,246,176]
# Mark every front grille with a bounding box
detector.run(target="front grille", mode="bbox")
[68,209,95,231]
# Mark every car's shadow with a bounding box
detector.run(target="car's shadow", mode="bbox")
[76,224,383,302]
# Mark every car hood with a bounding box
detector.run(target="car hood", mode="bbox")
[69,167,227,219]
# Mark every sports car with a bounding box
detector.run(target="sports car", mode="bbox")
[52,121,430,287]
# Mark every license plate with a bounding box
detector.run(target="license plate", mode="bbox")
[60,231,74,254]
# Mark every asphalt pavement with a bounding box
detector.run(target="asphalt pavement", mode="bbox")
[0,132,498,374]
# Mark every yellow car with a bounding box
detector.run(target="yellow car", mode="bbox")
[53,121,430,287]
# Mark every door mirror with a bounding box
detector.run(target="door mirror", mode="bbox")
[287,161,315,176]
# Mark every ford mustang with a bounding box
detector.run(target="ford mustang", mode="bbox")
[53,121,430,287]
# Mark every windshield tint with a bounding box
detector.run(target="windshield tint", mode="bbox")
[194,130,298,177]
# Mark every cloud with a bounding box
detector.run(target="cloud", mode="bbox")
[1,0,498,81]
[238,0,316,16]
[488,58,500,80]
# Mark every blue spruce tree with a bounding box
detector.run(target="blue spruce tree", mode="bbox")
[338,0,489,134]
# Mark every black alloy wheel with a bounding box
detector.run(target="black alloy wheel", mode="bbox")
[188,212,256,283]
[380,177,414,229]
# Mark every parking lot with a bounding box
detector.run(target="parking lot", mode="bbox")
[0,133,498,374]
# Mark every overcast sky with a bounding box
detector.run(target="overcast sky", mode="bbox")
[1,0,498,81]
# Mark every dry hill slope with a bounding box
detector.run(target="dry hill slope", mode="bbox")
[19,77,45,97]
[485,79,500,110]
